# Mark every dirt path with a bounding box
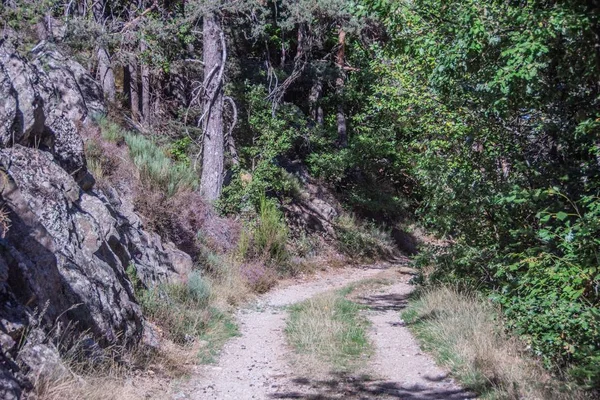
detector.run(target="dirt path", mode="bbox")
[175,264,472,400]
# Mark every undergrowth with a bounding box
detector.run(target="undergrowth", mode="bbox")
[127,267,239,363]
[335,214,395,261]
[402,286,588,400]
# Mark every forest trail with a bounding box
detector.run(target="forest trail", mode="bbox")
[175,263,472,399]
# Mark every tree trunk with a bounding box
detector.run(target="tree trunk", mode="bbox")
[140,41,151,125]
[128,57,140,122]
[335,29,347,147]
[97,47,116,102]
[93,1,116,102]
[309,78,324,125]
[200,13,225,202]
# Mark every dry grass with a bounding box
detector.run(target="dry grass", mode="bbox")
[403,286,587,400]
[33,340,198,400]
[285,290,372,375]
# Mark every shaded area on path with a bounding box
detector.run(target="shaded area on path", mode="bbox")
[269,373,475,399]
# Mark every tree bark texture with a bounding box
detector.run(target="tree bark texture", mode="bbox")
[128,57,140,122]
[200,13,225,202]
[309,78,324,125]
[93,0,116,102]
[335,29,347,148]
[140,40,151,124]
[225,96,240,166]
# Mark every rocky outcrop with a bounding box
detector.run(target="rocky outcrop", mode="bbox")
[0,38,192,396]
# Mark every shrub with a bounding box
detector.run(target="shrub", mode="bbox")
[239,261,277,293]
[133,271,238,346]
[419,190,600,389]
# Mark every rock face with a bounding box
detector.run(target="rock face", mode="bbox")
[280,159,340,236]
[0,38,192,396]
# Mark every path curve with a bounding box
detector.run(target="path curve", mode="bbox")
[178,264,472,399]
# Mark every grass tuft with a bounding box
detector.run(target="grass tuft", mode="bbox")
[97,117,125,143]
[254,195,289,267]
[125,133,198,196]
[285,290,372,374]
[402,286,587,400]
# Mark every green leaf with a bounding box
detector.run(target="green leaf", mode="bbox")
[556,212,568,221]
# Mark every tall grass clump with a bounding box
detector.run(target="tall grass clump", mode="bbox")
[128,268,238,355]
[402,286,586,400]
[254,195,289,267]
[285,291,372,373]
[335,213,395,261]
[237,195,289,268]
[125,133,198,196]
[97,117,125,142]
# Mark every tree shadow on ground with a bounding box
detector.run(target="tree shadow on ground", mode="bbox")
[354,291,411,312]
[269,373,476,399]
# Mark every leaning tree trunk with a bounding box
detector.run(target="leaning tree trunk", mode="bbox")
[335,29,347,148]
[93,0,116,102]
[200,13,225,202]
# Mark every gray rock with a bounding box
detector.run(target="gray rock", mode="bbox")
[0,146,143,345]
[0,368,21,400]
[31,41,105,121]
[0,41,46,147]
[17,343,69,385]
[280,159,340,236]
[0,39,193,398]
[0,39,92,186]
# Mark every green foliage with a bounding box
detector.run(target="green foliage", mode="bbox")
[237,195,289,269]
[219,85,307,214]
[169,137,192,164]
[125,133,198,196]
[360,0,600,388]
[494,193,600,388]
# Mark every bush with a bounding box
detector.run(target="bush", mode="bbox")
[133,270,238,346]
[419,190,600,389]
[239,261,277,293]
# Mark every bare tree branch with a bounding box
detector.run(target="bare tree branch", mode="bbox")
[224,96,239,165]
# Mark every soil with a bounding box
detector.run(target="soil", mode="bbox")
[170,262,474,400]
